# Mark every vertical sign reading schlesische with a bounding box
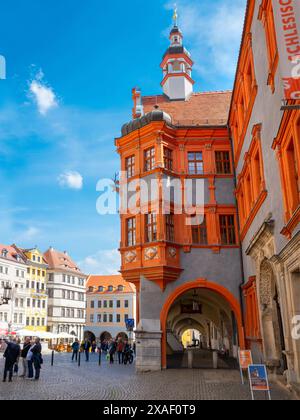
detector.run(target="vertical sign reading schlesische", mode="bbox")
[272,0,300,99]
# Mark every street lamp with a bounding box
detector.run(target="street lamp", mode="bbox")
[0,283,12,305]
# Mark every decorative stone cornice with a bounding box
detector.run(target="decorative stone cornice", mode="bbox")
[245,215,274,258]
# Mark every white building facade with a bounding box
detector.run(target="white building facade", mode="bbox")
[0,245,29,334]
[44,248,87,341]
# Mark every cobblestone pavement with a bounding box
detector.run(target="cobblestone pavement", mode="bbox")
[0,353,294,400]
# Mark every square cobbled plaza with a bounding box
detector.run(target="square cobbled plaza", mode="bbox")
[0,354,294,401]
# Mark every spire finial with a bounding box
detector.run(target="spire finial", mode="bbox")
[173,4,178,27]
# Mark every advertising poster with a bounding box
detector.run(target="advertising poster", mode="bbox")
[248,365,271,400]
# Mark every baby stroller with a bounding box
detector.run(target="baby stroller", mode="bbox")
[123,346,134,365]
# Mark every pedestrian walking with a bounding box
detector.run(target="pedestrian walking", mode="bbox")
[108,339,116,364]
[83,338,91,362]
[117,337,124,365]
[2,339,21,383]
[71,339,80,362]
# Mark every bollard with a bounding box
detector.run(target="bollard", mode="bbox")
[213,351,218,369]
[51,350,54,367]
[99,350,102,366]
[78,351,81,367]
[188,349,193,369]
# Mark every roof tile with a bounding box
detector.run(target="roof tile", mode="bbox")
[142,91,232,126]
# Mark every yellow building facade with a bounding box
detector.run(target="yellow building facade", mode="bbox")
[22,248,48,332]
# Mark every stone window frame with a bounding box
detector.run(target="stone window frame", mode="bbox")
[258,0,279,93]
[273,112,300,239]
[236,124,267,240]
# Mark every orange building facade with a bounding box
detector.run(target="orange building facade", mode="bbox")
[116,21,244,372]
[229,0,300,392]
[85,275,136,343]
[116,1,300,389]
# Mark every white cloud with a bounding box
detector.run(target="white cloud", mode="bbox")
[29,70,58,115]
[164,0,246,87]
[58,171,83,190]
[18,226,41,242]
[78,249,120,275]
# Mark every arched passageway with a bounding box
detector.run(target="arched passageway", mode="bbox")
[84,331,96,343]
[160,280,245,369]
[116,332,129,341]
[100,331,112,342]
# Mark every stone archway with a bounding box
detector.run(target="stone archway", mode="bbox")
[100,331,112,342]
[116,332,129,341]
[160,279,245,369]
[259,260,287,372]
[84,331,96,343]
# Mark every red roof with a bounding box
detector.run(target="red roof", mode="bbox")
[87,275,135,295]
[0,244,26,264]
[142,91,232,126]
[43,248,85,275]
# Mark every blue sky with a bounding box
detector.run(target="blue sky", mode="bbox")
[0,0,246,274]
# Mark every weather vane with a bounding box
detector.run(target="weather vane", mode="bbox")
[173,4,178,27]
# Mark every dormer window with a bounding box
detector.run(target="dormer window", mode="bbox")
[88,286,94,293]
[118,285,124,292]
[98,286,104,292]
[108,285,114,292]
[1,249,8,258]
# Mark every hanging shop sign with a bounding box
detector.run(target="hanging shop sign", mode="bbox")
[272,0,300,100]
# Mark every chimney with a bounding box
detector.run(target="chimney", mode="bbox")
[132,87,144,119]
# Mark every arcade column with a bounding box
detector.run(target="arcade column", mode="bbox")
[135,319,162,372]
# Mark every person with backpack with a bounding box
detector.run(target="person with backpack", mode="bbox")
[71,339,80,362]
